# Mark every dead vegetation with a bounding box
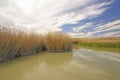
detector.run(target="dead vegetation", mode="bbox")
[0,24,71,62]
[44,32,72,52]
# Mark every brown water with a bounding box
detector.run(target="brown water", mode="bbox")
[0,49,120,80]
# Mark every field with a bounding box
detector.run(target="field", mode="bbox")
[72,38,120,53]
[72,37,120,47]
[78,42,120,48]
[72,37,120,44]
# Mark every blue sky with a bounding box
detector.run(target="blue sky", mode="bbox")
[0,0,120,37]
[62,0,120,37]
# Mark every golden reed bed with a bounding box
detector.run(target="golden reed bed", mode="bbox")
[0,24,71,62]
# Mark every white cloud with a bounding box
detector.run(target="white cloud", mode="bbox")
[73,22,93,32]
[0,0,113,34]
[92,19,120,37]
[94,19,120,32]
[69,32,94,38]
[103,32,120,37]
[70,19,120,38]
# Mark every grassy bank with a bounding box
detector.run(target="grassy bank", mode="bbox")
[78,42,120,48]
[74,46,120,53]
[76,42,120,53]
[0,24,71,62]
[72,37,120,43]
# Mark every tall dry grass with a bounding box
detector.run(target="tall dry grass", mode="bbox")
[0,25,22,60]
[0,24,44,62]
[0,24,71,62]
[44,32,72,52]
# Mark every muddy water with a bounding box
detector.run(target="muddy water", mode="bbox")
[0,49,120,80]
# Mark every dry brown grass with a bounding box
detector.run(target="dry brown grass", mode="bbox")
[44,32,72,52]
[0,24,71,62]
[0,24,44,62]
[72,37,120,44]
[0,26,23,60]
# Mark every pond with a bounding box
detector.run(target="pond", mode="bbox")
[0,49,120,80]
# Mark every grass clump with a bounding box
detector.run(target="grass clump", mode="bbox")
[44,32,72,52]
[0,24,45,62]
[19,33,44,56]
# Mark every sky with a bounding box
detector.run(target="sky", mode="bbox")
[0,0,120,38]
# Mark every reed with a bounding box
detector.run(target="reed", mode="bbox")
[0,24,44,62]
[0,24,71,62]
[0,25,23,60]
[44,32,72,52]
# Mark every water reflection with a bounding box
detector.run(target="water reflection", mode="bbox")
[0,52,72,80]
[72,49,120,80]
[43,52,72,67]
[0,50,120,80]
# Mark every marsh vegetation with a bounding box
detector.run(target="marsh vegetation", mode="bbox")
[0,24,71,62]
[44,32,71,52]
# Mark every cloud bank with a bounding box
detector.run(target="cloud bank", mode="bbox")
[0,0,119,37]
